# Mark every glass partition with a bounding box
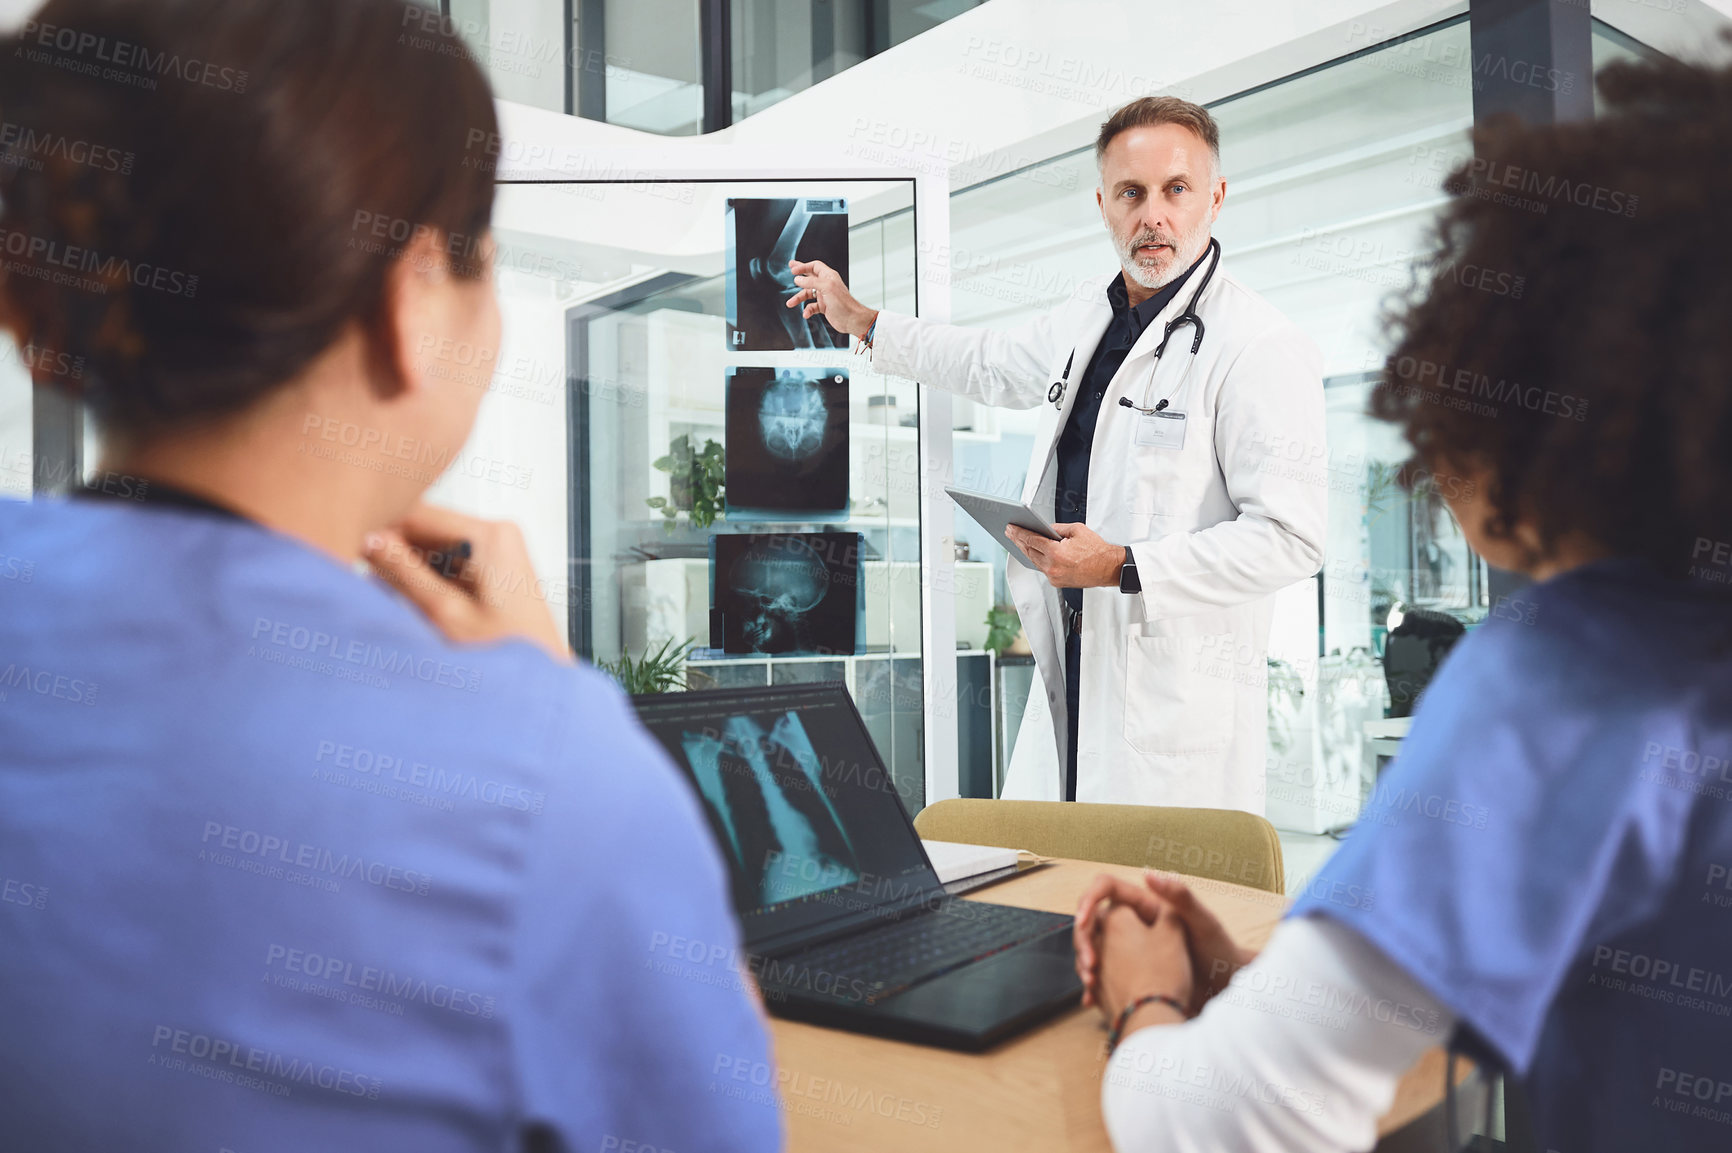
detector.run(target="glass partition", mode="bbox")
[0,350,29,500]
[730,0,988,121]
[732,0,869,120]
[1591,20,1661,103]
[443,0,571,114]
[944,19,1481,821]
[596,0,705,135]
[485,177,944,812]
[1206,18,1480,840]
[439,0,991,127]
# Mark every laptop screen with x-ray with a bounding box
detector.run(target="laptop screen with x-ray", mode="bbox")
[632,683,940,946]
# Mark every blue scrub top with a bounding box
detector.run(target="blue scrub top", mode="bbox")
[1292,558,1732,1151]
[0,497,782,1153]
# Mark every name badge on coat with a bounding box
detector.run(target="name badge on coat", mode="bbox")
[1135,411,1187,450]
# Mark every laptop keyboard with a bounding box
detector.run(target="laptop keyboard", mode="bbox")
[768,902,1069,1006]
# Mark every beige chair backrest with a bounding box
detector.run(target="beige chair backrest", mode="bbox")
[911,799,1285,895]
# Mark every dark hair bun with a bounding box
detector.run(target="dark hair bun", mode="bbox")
[0,0,498,434]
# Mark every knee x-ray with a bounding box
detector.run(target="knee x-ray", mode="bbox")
[725,367,849,518]
[725,197,850,352]
[711,532,863,656]
[679,710,860,912]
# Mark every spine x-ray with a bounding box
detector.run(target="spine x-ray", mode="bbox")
[679,710,861,913]
[711,532,863,656]
[725,367,849,519]
[725,198,850,351]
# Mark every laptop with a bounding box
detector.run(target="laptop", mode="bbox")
[632,683,1082,1051]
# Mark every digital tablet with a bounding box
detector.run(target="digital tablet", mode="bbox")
[944,487,1061,568]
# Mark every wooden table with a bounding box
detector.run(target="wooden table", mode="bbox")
[768,858,1454,1151]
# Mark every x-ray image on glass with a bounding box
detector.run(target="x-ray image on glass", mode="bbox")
[678,711,860,913]
[725,197,849,351]
[711,532,863,656]
[725,367,849,518]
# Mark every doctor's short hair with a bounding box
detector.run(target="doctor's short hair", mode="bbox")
[0,0,497,437]
[1373,48,1732,580]
[1095,96,1222,178]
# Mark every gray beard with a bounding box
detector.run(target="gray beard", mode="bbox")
[1117,231,1208,291]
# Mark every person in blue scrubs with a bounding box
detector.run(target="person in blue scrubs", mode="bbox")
[1072,50,1732,1153]
[0,2,780,1151]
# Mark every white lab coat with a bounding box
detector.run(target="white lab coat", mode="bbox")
[872,257,1326,813]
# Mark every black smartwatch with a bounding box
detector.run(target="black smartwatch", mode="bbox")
[1118,546,1140,594]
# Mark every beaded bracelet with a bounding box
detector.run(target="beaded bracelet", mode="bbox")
[1105,993,1187,1055]
[855,314,878,354]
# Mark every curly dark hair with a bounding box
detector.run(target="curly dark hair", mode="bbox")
[0,0,498,436]
[1372,51,1732,579]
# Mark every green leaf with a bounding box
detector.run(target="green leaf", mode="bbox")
[982,605,1022,655]
[598,636,699,695]
[645,496,667,509]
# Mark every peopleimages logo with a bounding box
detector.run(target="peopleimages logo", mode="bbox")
[2,876,48,910]
[264,943,496,1018]
[12,340,85,381]
[0,121,134,174]
[0,662,98,705]
[299,414,534,491]
[711,1054,945,1129]
[1359,782,1489,830]
[1385,355,1589,422]
[0,227,198,297]
[1446,156,1635,216]
[149,1025,380,1098]
[1104,1047,1327,1119]
[250,617,483,692]
[350,210,489,270]
[199,821,434,896]
[313,740,545,814]
[1655,1067,1732,1113]
[20,20,249,92]
[647,931,880,1006]
[1590,945,1732,999]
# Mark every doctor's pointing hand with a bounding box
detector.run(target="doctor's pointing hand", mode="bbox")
[788,96,1327,815]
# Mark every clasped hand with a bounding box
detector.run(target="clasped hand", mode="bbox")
[1071,871,1256,1027]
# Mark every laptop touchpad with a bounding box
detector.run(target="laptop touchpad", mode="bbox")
[877,931,1080,1028]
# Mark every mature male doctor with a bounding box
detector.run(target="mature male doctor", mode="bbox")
[789,97,1325,814]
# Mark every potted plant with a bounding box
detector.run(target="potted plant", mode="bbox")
[596,637,696,695]
[646,434,725,531]
[983,604,1028,657]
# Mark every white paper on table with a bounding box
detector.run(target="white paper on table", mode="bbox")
[919,840,1024,885]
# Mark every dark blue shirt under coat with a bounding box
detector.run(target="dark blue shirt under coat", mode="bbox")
[1056,251,1205,611]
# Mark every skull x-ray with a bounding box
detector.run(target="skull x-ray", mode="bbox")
[711,532,863,656]
[679,710,860,913]
[725,367,849,518]
[725,197,850,352]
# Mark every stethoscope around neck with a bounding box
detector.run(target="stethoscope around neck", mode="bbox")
[1046,236,1222,415]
